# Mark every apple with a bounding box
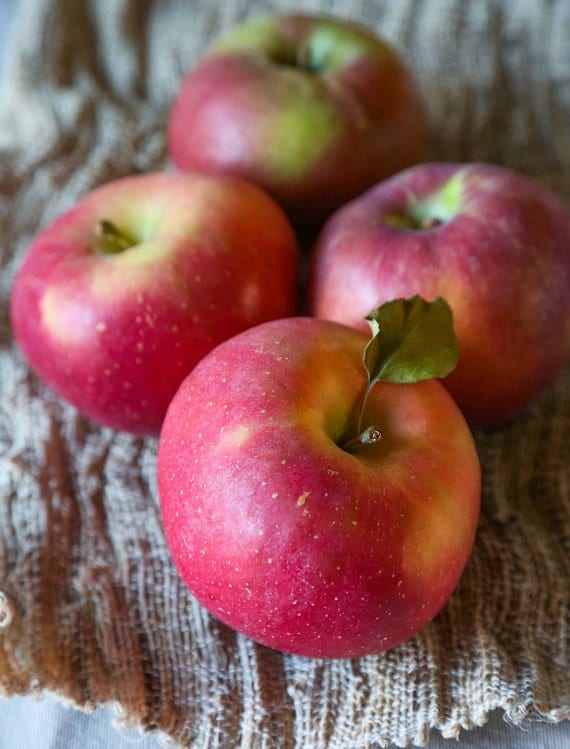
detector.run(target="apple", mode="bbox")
[168,13,426,224]
[308,162,570,426]
[158,298,481,658]
[10,171,299,435]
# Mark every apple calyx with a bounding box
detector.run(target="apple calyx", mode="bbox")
[341,295,459,453]
[93,220,137,255]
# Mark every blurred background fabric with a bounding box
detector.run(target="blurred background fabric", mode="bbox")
[0,1,568,747]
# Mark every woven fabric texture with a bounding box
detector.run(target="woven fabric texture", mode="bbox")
[0,1,568,747]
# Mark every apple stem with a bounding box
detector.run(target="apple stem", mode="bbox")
[385,213,444,231]
[297,42,309,69]
[341,379,378,453]
[355,379,374,435]
[341,425,382,453]
[421,217,443,229]
[94,220,136,254]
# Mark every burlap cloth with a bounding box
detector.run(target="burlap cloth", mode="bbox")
[0,0,568,747]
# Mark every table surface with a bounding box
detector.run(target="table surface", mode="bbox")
[0,1,568,746]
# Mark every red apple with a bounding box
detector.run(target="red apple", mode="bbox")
[158,299,481,658]
[308,162,570,426]
[10,171,299,435]
[168,13,426,224]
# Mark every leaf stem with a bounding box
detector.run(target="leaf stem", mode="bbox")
[355,381,372,435]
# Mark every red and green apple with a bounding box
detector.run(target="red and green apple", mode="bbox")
[168,13,426,224]
[10,171,299,435]
[158,298,481,658]
[308,162,570,426]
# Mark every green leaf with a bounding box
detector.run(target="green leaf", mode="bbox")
[363,296,459,385]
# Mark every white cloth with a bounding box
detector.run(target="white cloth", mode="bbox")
[0,694,569,748]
